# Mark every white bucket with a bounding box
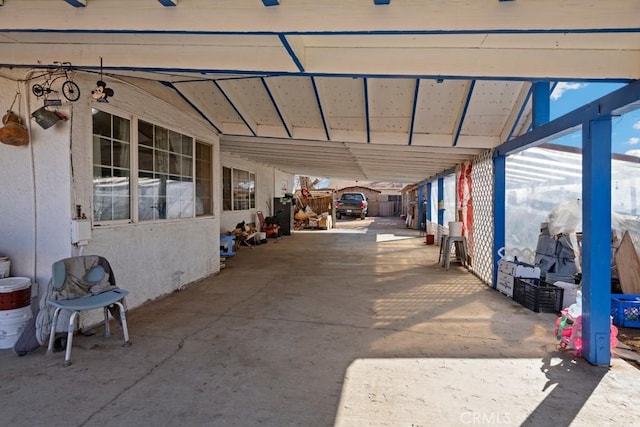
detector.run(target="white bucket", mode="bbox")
[448,221,463,237]
[0,256,10,279]
[0,306,33,349]
[0,277,32,311]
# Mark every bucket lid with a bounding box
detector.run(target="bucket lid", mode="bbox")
[0,277,31,292]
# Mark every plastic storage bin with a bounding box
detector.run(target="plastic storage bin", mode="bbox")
[513,278,564,313]
[610,294,640,328]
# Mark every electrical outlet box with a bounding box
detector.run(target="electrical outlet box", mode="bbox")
[71,219,91,244]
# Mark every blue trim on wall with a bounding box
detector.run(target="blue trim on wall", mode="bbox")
[278,34,305,72]
[157,0,178,6]
[497,80,640,156]
[493,155,506,288]
[437,178,444,226]
[453,80,475,146]
[262,0,280,6]
[374,0,391,4]
[213,81,257,136]
[310,77,330,140]
[408,79,420,145]
[582,116,613,366]
[532,81,550,128]
[364,78,370,143]
[161,81,221,134]
[63,0,86,6]
[261,77,291,138]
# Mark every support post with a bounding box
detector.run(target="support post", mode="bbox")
[493,154,506,288]
[426,182,432,223]
[437,178,444,227]
[582,116,612,366]
[532,82,551,128]
[418,185,425,231]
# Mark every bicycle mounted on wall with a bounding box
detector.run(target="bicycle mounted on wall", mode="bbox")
[31,61,81,104]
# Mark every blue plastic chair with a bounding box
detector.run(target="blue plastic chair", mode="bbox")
[46,258,131,366]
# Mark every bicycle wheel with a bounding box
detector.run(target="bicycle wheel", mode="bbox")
[62,80,81,102]
[32,84,45,97]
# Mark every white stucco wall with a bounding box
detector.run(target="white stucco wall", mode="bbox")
[219,152,294,233]
[1,71,293,321]
[0,72,223,316]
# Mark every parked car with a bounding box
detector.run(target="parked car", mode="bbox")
[335,192,368,220]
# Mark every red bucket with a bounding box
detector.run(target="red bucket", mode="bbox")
[0,277,32,310]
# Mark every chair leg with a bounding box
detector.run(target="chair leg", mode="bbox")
[103,306,111,337]
[115,300,131,347]
[63,311,79,366]
[46,307,62,355]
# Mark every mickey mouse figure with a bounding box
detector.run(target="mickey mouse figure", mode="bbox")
[91,80,114,103]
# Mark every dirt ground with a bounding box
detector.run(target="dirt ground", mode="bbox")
[618,327,640,353]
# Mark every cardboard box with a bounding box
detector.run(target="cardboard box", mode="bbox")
[496,260,541,298]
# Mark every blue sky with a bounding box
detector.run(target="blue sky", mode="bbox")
[550,82,640,156]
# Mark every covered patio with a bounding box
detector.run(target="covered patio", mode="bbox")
[1,217,638,425]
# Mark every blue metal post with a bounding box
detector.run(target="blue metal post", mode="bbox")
[426,182,432,223]
[582,116,612,366]
[493,155,506,288]
[418,185,425,231]
[437,178,444,227]
[532,82,550,128]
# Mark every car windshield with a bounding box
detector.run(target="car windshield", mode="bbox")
[343,194,363,201]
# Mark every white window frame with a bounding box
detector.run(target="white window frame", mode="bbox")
[92,105,215,226]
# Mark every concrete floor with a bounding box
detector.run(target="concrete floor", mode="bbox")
[1,216,639,426]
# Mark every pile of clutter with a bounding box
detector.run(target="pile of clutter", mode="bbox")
[554,289,619,357]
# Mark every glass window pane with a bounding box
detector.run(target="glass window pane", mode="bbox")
[113,141,129,169]
[182,135,193,157]
[155,127,168,151]
[139,146,153,172]
[138,120,153,147]
[93,110,130,222]
[223,167,231,211]
[113,115,130,142]
[92,110,111,137]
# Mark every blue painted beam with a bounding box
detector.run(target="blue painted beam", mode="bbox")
[161,82,221,134]
[364,78,370,143]
[261,77,292,138]
[262,0,279,6]
[408,79,420,145]
[64,0,86,6]
[582,116,612,366]
[453,81,475,146]
[506,85,533,141]
[278,34,304,72]
[310,77,330,141]
[497,80,640,156]
[157,0,178,6]
[493,155,506,288]
[213,81,256,136]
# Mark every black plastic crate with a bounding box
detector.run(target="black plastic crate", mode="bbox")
[513,278,564,313]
